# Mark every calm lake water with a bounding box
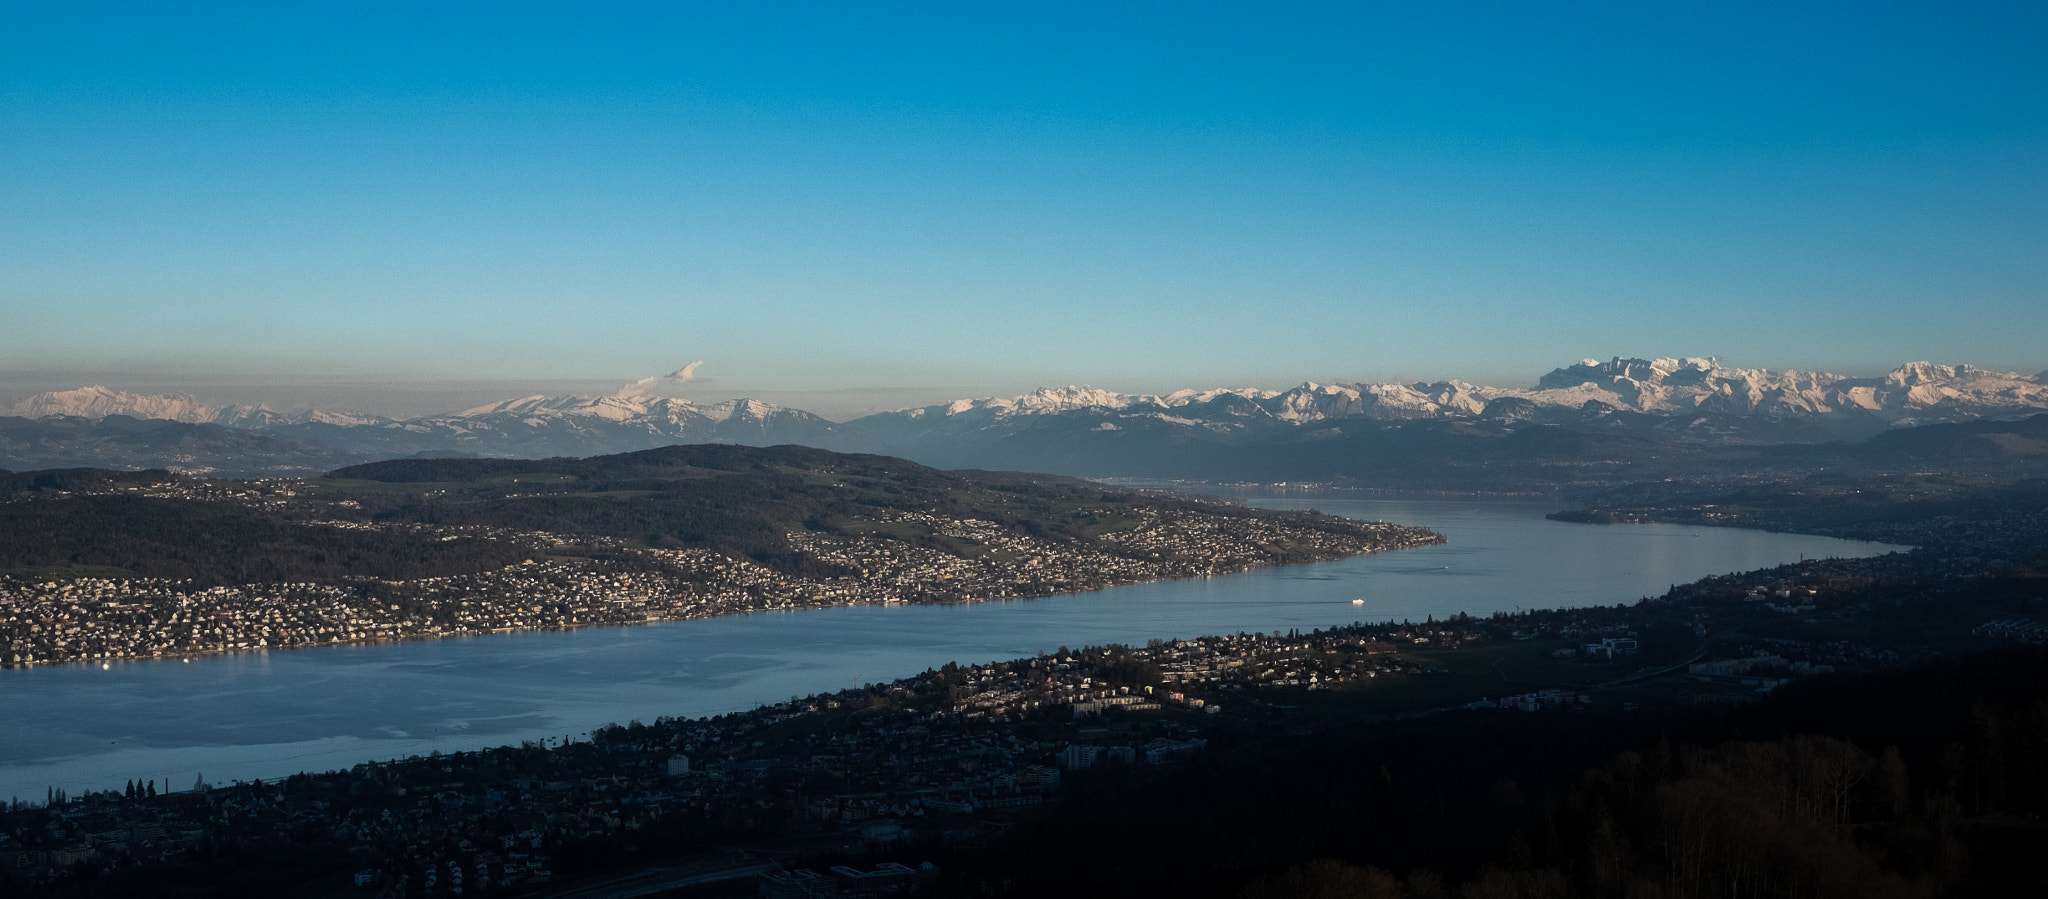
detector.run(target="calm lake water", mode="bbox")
[0,496,1896,802]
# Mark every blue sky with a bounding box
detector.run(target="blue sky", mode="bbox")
[4,2,2044,415]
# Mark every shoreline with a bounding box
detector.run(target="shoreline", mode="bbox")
[10,485,1934,673]
[0,528,1445,672]
[0,502,1901,809]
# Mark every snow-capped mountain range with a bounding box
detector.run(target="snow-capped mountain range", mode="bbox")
[14,385,389,429]
[9,358,2047,476]
[866,359,2048,431]
[9,385,873,462]
[837,358,2048,481]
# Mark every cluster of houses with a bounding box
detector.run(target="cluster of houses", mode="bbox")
[1973,618,2048,644]
[1463,689,1593,713]
[786,506,1437,606]
[2,496,1436,669]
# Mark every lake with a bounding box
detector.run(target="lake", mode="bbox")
[0,496,1895,802]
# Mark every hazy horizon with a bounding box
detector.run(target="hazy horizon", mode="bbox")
[5,351,2043,423]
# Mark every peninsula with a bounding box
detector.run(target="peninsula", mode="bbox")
[0,446,1442,668]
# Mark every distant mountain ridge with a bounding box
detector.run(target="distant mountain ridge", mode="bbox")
[9,358,2046,478]
[864,358,2048,432]
[846,358,2048,472]
[12,385,875,467]
[294,393,873,460]
[16,385,391,429]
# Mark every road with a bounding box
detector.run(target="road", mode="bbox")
[536,860,781,899]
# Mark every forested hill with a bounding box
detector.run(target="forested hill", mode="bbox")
[325,443,931,484]
[1,444,1426,589]
[316,443,1269,564]
[320,444,987,567]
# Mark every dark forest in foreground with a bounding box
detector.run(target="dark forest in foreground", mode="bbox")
[955,645,2047,899]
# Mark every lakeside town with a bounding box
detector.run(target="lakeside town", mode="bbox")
[0,478,1441,668]
[3,517,2042,896]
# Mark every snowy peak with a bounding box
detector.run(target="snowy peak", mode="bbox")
[708,398,791,422]
[907,386,1138,421]
[1884,361,1956,386]
[999,386,1131,416]
[15,385,221,423]
[1537,356,1709,390]
[1510,357,2048,420]
[1161,387,1279,405]
[12,386,389,428]
[291,409,391,428]
[453,394,624,418]
[447,393,812,426]
[864,357,2048,440]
